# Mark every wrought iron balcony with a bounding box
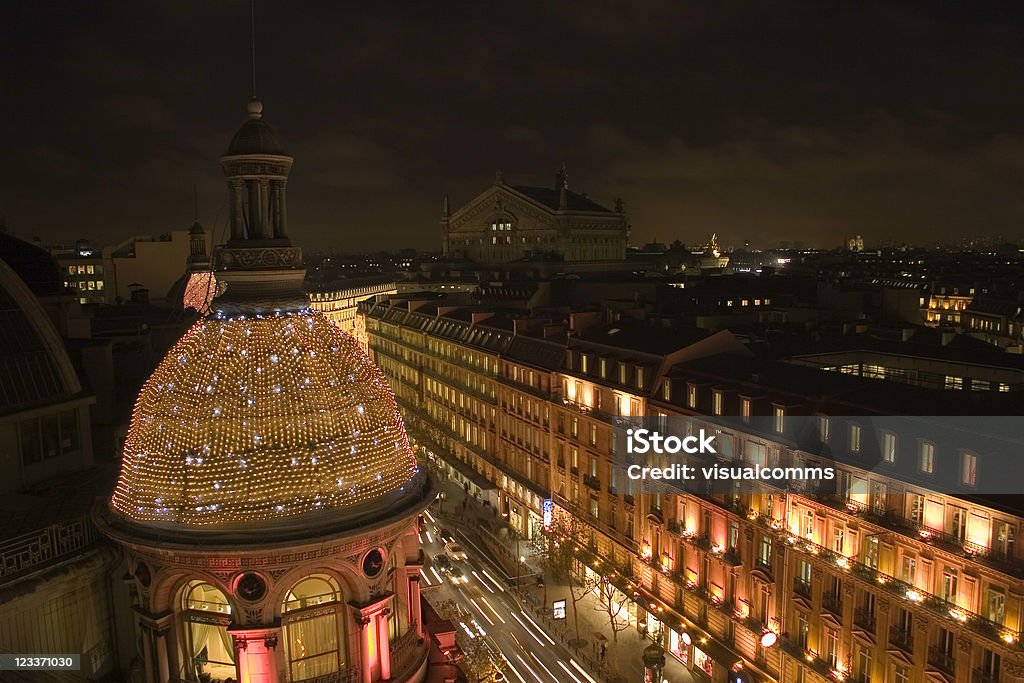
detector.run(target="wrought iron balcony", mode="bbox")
[927,646,955,675]
[793,577,812,599]
[821,592,843,616]
[853,607,875,632]
[889,625,913,653]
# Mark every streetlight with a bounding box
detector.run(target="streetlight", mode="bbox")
[642,643,665,683]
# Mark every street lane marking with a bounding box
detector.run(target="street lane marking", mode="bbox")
[478,596,505,624]
[569,659,600,683]
[469,598,495,626]
[501,655,528,683]
[429,567,443,584]
[520,611,555,645]
[510,612,545,646]
[529,652,559,682]
[418,532,424,543]
[516,654,544,683]
[472,570,495,593]
[481,569,505,592]
[556,661,585,683]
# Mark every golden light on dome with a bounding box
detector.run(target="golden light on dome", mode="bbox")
[111,308,418,526]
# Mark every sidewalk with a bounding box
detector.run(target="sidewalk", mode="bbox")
[428,466,694,683]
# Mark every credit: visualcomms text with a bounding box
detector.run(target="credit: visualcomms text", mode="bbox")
[626,462,836,482]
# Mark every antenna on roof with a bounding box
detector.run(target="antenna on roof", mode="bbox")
[249,0,258,98]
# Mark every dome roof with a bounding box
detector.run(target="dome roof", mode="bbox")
[225,117,287,156]
[0,232,65,297]
[110,308,419,529]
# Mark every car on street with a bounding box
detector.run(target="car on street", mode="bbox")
[445,540,467,560]
[443,564,466,585]
[432,553,451,571]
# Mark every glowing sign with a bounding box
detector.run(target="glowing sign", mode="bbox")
[553,600,566,620]
[542,499,553,528]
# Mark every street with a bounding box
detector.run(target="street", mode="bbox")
[418,506,604,683]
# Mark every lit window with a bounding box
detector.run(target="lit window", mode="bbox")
[849,423,861,453]
[882,432,896,463]
[740,398,750,422]
[773,406,784,434]
[687,385,697,409]
[712,391,723,416]
[919,442,934,474]
[818,416,830,443]
[961,452,977,487]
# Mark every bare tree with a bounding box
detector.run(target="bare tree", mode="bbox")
[430,598,504,682]
[537,506,601,646]
[594,576,631,644]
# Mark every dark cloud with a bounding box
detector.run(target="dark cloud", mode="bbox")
[1,1,1023,251]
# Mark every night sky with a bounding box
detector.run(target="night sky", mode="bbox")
[3,1,1023,252]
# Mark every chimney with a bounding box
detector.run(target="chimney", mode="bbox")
[941,330,956,346]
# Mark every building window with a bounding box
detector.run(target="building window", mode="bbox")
[635,367,644,389]
[773,406,784,434]
[589,424,597,447]
[599,358,607,378]
[818,415,830,443]
[662,381,671,401]
[961,451,977,487]
[618,364,626,384]
[823,627,839,667]
[19,410,79,465]
[919,441,934,474]
[713,391,723,416]
[757,535,772,567]
[901,555,916,584]
[581,354,589,373]
[882,432,896,463]
[687,384,697,409]
[988,588,1006,624]
[740,398,750,422]
[849,423,861,453]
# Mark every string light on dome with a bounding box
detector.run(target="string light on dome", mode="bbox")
[110,309,419,526]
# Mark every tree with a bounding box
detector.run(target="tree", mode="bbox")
[536,506,601,647]
[594,576,631,644]
[430,598,504,682]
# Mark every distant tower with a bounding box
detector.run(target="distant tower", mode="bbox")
[181,220,217,314]
[848,234,865,252]
[221,98,293,244]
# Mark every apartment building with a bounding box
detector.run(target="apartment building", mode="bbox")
[360,296,1024,683]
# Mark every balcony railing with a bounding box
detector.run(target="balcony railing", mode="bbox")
[821,593,843,616]
[583,474,600,490]
[817,494,1022,578]
[972,669,1000,683]
[889,624,913,653]
[853,607,875,632]
[793,577,811,599]
[927,646,955,675]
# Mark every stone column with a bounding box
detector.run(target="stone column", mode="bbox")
[140,624,155,683]
[258,179,271,238]
[231,626,282,683]
[247,179,262,238]
[408,574,423,637]
[377,609,392,681]
[155,629,170,683]
[357,615,374,683]
[230,179,246,240]
[277,180,288,238]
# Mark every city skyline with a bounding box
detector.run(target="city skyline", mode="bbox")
[4,2,1024,252]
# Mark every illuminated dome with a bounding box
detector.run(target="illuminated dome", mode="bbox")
[110,307,420,529]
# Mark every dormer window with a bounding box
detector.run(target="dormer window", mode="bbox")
[713,391,723,416]
[687,384,697,409]
[599,359,607,378]
[618,364,626,384]
[635,367,644,389]
[662,381,671,401]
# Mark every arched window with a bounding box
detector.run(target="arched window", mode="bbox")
[283,574,346,681]
[181,581,235,681]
